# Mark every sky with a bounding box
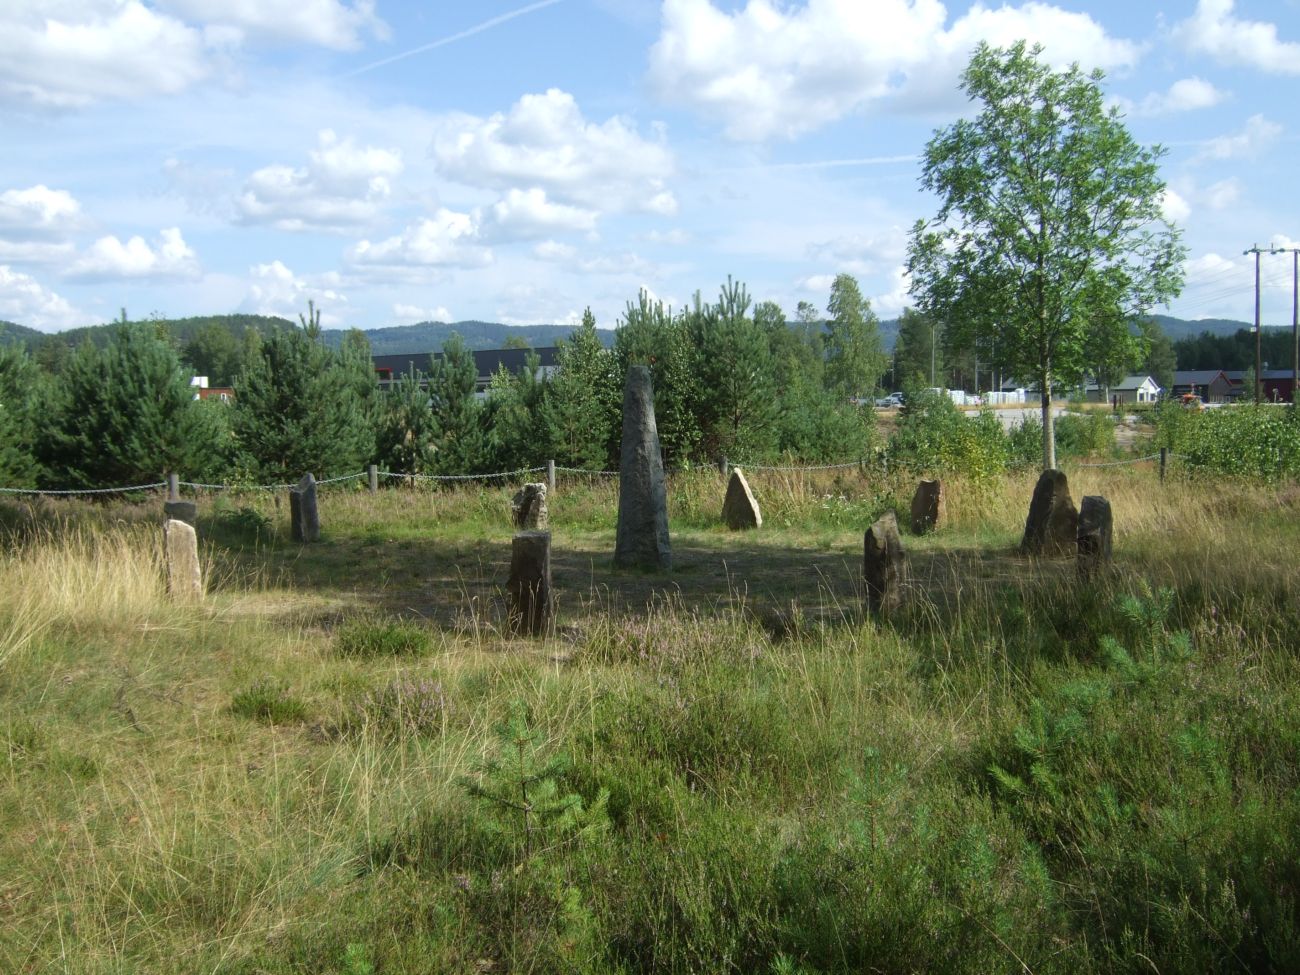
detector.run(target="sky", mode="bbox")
[1,0,1298,334]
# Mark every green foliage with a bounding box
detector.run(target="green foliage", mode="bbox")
[615,290,703,465]
[486,349,549,471]
[824,273,886,398]
[427,333,487,474]
[181,323,246,386]
[893,307,942,388]
[347,678,447,740]
[374,369,437,475]
[1008,411,1117,466]
[0,345,42,486]
[888,391,1009,478]
[230,679,308,725]
[231,323,375,481]
[461,700,608,863]
[540,309,619,470]
[40,323,228,487]
[1157,402,1300,476]
[1141,319,1177,392]
[334,616,434,658]
[908,41,1185,468]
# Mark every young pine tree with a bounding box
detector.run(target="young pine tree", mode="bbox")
[41,323,227,487]
[539,308,618,470]
[427,333,487,474]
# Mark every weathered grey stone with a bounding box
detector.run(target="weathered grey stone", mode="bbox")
[910,479,941,535]
[863,511,905,617]
[508,530,552,636]
[614,365,671,570]
[721,468,762,529]
[510,482,549,530]
[163,499,197,525]
[1077,495,1114,577]
[163,518,202,601]
[289,472,319,543]
[1020,469,1078,557]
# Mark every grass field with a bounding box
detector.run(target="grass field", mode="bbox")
[2,464,1298,974]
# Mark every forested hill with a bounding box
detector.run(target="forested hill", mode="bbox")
[0,320,44,345]
[330,321,607,354]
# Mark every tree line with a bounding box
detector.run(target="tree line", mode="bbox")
[0,275,893,489]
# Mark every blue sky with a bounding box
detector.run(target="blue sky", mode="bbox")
[1,0,1297,334]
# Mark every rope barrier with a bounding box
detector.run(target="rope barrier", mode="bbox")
[1074,452,1161,469]
[0,481,167,496]
[380,466,547,482]
[732,460,863,472]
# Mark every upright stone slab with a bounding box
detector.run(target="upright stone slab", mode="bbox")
[721,468,762,529]
[863,511,905,617]
[289,472,320,543]
[163,499,197,525]
[1077,495,1114,577]
[163,518,203,601]
[910,479,941,535]
[614,365,671,570]
[1020,469,1078,557]
[508,530,552,636]
[510,482,549,530]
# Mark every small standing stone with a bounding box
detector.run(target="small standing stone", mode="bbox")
[1077,495,1114,577]
[163,499,197,525]
[863,511,905,617]
[508,530,552,636]
[910,479,941,535]
[721,468,762,529]
[614,365,671,571]
[289,472,320,543]
[510,483,549,530]
[163,518,203,601]
[1020,469,1078,557]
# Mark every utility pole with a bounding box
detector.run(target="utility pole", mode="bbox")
[1244,244,1282,403]
[1290,248,1299,406]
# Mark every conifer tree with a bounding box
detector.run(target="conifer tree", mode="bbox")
[614,291,701,465]
[41,323,227,487]
[427,333,486,474]
[376,370,438,475]
[487,350,549,471]
[0,345,43,487]
[539,308,618,470]
[232,322,374,481]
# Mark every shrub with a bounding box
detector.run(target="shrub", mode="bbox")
[347,677,446,739]
[335,616,435,658]
[230,678,308,724]
[1158,402,1300,477]
[888,391,1009,479]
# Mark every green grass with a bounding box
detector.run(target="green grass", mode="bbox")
[1,469,1298,972]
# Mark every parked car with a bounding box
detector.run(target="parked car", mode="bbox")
[874,393,904,408]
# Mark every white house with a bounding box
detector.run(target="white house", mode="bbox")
[1085,375,1161,405]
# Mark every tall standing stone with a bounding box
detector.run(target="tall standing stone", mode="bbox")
[289,472,320,543]
[863,511,905,617]
[910,479,941,535]
[1020,469,1078,557]
[1077,495,1114,577]
[614,365,671,570]
[508,530,552,636]
[721,468,762,529]
[510,483,549,530]
[163,518,203,601]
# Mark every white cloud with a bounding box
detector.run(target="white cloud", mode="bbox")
[1173,0,1300,75]
[237,130,402,232]
[243,260,348,323]
[1203,178,1240,210]
[871,267,911,318]
[431,89,676,215]
[533,240,578,262]
[1160,188,1191,224]
[346,209,493,272]
[808,230,908,277]
[0,265,83,331]
[1129,77,1225,116]
[161,0,385,49]
[796,274,837,294]
[484,188,598,240]
[0,241,77,266]
[0,1,210,107]
[649,0,1142,141]
[1197,114,1282,161]
[0,185,85,238]
[66,227,200,281]
[392,303,451,324]
[643,228,692,246]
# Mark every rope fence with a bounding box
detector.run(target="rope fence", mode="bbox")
[0,448,1208,498]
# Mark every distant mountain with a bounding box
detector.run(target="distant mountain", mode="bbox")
[0,320,44,345]
[1149,314,1254,342]
[328,320,611,354]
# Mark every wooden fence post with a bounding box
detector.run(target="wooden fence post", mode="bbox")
[368,464,378,494]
